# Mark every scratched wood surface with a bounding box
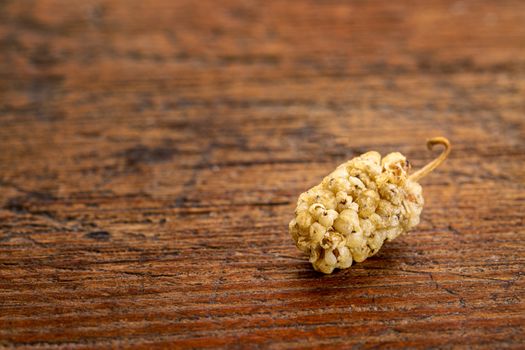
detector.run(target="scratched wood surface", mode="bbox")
[1,0,524,348]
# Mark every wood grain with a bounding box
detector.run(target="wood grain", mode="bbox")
[1,0,524,348]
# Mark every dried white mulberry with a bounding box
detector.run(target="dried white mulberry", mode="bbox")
[289,137,451,274]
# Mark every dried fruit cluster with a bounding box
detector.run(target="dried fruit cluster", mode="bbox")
[289,137,450,274]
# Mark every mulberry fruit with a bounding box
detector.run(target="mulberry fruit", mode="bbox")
[289,137,451,274]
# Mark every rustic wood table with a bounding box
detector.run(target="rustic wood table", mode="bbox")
[1,0,524,348]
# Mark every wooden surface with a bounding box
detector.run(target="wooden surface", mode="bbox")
[1,0,524,348]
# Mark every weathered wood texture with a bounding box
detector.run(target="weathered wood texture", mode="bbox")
[1,0,524,348]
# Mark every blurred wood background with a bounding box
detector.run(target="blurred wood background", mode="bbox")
[1,0,524,348]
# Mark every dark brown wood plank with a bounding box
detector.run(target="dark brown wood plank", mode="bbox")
[0,0,524,348]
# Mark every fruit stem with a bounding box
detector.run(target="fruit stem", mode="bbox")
[409,137,451,182]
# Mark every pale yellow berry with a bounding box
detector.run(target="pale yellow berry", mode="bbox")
[289,137,450,274]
